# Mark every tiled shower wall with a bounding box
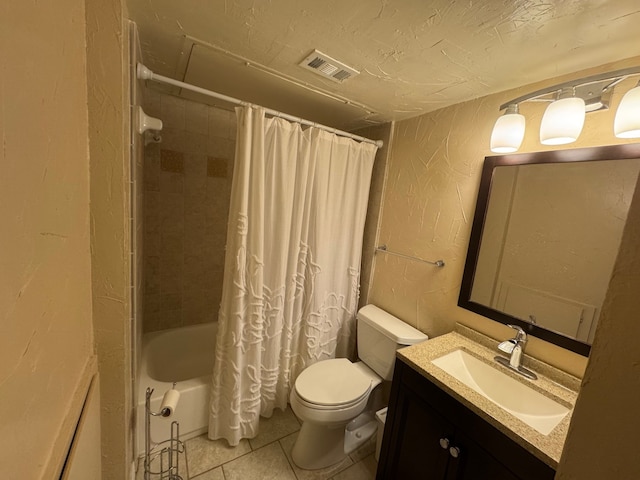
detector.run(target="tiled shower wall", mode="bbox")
[142,90,236,332]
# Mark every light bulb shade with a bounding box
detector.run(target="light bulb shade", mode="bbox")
[490,113,526,153]
[540,97,585,145]
[614,85,640,139]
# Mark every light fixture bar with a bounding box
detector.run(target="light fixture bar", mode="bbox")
[498,66,640,111]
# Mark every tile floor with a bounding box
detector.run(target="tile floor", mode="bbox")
[138,407,378,480]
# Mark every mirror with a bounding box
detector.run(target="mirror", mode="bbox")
[459,144,640,356]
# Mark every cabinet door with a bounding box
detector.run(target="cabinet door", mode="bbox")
[446,430,520,480]
[377,360,556,480]
[381,385,452,479]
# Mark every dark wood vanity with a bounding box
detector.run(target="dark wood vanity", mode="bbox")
[376,359,555,480]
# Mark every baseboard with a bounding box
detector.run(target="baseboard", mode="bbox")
[41,356,98,479]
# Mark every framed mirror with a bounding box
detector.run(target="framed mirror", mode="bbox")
[459,143,640,356]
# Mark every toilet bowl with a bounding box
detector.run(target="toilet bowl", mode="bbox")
[289,305,428,470]
[290,359,381,469]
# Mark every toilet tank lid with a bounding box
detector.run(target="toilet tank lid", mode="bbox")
[357,304,428,345]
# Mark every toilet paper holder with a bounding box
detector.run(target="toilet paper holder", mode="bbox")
[144,384,184,480]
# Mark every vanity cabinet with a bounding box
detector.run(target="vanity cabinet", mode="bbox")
[376,359,555,480]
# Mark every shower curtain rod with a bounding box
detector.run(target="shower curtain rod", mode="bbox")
[137,63,383,148]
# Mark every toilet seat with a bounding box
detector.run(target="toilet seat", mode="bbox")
[293,388,369,411]
[294,358,372,408]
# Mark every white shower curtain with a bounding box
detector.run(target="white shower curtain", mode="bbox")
[208,106,377,445]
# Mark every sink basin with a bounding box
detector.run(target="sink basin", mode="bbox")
[431,349,570,435]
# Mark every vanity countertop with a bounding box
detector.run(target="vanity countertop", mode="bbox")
[396,325,581,469]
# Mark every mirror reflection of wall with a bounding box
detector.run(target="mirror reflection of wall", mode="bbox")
[471,159,640,345]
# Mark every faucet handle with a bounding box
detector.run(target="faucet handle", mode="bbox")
[507,324,527,342]
[498,339,517,354]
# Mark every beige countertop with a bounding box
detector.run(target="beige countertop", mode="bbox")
[395,324,581,469]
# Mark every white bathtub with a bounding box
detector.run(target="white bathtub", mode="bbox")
[136,322,217,456]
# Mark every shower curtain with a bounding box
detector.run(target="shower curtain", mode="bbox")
[208,106,378,445]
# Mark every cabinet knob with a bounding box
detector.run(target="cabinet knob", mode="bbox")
[449,446,461,458]
[439,438,450,449]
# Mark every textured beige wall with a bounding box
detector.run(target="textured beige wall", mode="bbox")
[143,91,236,332]
[557,160,640,479]
[353,122,394,309]
[85,0,133,477]
[370,56,640,377]
[0,0,95,478]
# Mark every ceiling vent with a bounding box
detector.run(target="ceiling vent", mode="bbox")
[299,50,359,83]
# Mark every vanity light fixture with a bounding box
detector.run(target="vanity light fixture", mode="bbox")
[490,66,640,153]
[614,80,640,139]
[490,104,525,153]
[540,87,585,146]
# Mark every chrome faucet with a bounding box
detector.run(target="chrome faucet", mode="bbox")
[495,325,537,380]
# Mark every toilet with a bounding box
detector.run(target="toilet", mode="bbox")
[289,304,428,470]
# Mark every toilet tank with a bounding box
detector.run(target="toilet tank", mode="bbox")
[357,305,428,380]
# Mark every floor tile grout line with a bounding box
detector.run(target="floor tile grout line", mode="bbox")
[185,415,375,480]
[190,434,294,479]
[189,442,374,480]
[274,437,300,480]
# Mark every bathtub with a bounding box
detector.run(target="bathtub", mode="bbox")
[136,322,217,456]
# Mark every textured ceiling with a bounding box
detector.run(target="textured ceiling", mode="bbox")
[127,0,640,131]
